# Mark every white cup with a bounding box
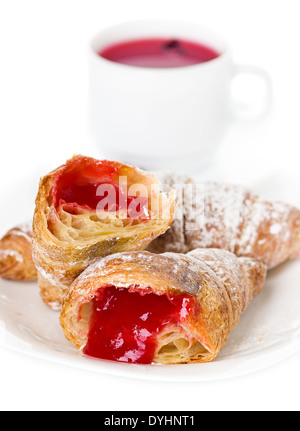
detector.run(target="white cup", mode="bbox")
[89,20,272,170]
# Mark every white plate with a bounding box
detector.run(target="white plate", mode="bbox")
[1,170,300,382]
[1,259,300,383]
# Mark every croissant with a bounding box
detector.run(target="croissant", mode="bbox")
[60,248,266,364]
[32,155,175,310]
[0,224,37,281]
[149,175,300,269]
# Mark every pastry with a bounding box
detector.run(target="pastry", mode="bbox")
[60,248,266,364]
[0,224,37,281]
[32,155,176,310]
[148,176,300,269]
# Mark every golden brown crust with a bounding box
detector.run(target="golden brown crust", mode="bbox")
[59,249,266,364]
[33,155,176,309]
[149,178,300,269]
[0,224,37,281]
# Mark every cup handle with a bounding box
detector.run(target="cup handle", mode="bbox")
[231,64,273,122]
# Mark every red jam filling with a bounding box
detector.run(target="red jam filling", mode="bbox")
[52,157,149,219]
[83,286,198,364]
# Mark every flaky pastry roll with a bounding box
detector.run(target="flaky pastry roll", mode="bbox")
[0,224,37,281]
[33,155,175,310]
[60,249,266,364]
[149,176,300,269]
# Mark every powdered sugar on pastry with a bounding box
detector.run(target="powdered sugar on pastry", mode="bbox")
[0,223,37,281]
[0,249,23,263]
[149,177,300,269]
[185,182,247,253]
[9,225,33,243]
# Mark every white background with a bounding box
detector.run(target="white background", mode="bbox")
[0,0,300,411]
